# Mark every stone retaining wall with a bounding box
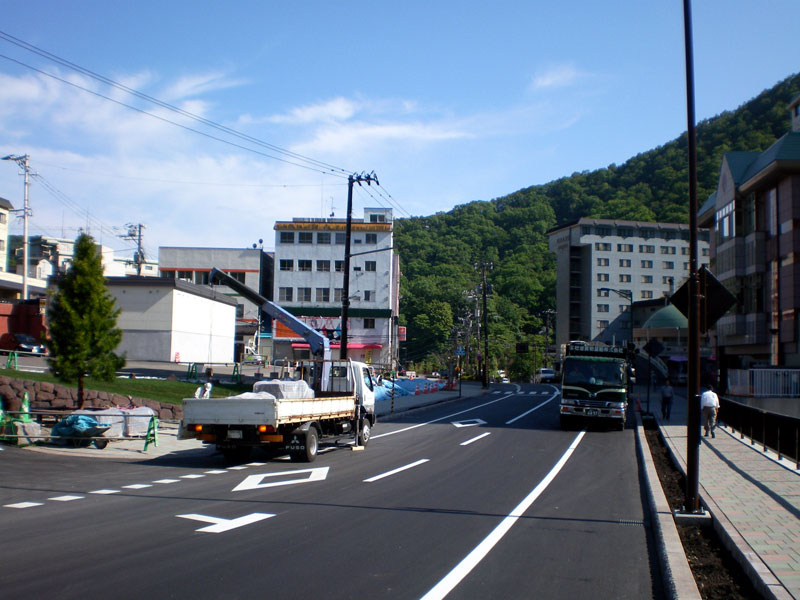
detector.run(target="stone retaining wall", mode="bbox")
[0,375,183,421]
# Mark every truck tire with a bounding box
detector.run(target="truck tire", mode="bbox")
[357,418,371,447]
[290,427,318,463]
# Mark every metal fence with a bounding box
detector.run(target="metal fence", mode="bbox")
[721,396,800,468]
[728,368,800,398]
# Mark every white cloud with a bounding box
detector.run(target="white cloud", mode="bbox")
[529,63,584,91]
[269,97,360,125]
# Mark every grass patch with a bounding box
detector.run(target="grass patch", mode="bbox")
[0,368,252,406]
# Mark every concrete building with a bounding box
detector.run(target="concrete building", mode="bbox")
[272,208,400,368]
[547,218,710,353]
[0,196,12,272]
[707,94,800,368]
[106,277,237,363]
[158,247,273,361]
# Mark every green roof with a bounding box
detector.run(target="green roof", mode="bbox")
[642,304,687,329]
[724,151,761,183]
[741,132,800,183]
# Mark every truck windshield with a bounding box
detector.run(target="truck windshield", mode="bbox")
[563,359,624,387]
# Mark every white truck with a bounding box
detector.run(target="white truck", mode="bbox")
[178,268,377,462]
[179,358,376,462]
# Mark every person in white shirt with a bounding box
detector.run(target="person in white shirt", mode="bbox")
[700,384,720,438]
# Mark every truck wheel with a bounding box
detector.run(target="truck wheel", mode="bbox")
[357,419,371,447]
[290,428,318,462]
[222,446,251,463]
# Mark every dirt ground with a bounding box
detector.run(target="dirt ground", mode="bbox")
[643,420,764,599]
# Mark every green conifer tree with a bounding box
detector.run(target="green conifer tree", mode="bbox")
[47,233,125,408]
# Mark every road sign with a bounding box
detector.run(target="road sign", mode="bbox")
[456,345,465,356]
[670,266,736,333]
[643,339,664,357]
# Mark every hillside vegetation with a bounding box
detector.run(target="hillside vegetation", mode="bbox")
[395,72,800,379]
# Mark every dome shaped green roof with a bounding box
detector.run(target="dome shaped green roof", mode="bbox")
[642,304,688,329]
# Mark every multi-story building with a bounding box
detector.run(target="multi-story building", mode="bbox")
[272,208,399,368]
[709,94,800,368]
[158,247,273,361]
[0,196,11,272]
[547,218,710,352]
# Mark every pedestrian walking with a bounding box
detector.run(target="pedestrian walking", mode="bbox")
[660,379,674,421]
[701,384,720,438]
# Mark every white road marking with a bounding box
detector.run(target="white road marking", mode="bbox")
[460,432,491,446]
[176,512,275,533]
[505,397,555,425]
[227,466,249,470]
[232,467,330,492]
[420,431,586,600]
[90,489,120,495]
[246,462,267,466]
[204,470,228,475]
[123,484,152,489]
[372,394,514,440]
[180,474,205,479]
[364,459,430,483]
[49,495,84,501]
[4,502,43,508]
[452,419,486,428]
[153,479,180,484]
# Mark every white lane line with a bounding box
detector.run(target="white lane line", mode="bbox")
[123,484,152,490]
[153,479,180,484]
[49,495,84,501]
[90,489,120,495]
[372,394,515,440]
[180,474,205,479]
[420,431,586,600]
[505,397,555,425]
[227,466,249,470]
[205,470,228,475]
[460,432,491,446]
[4,502,43,508]
[364,459,430,483]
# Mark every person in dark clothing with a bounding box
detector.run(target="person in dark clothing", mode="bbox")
[660,379,674,421]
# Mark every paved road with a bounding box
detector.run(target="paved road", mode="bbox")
[1,383,661,599]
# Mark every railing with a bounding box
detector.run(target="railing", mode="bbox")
[728,368,800,398]
[721,396,800,469]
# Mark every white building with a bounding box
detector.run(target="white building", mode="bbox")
[0,196,11,272]
[272,208,400,368]
[107,277,237,363]
[547,218,710,351]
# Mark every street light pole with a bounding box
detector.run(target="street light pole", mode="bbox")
[2,154,31,300]
[599,287,634,345]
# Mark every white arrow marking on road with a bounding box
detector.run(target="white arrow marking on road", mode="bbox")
[176,512,275,533]
[452,419,487,428]
[232,466,330,492]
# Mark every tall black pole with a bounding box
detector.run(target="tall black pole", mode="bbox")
[482,264,490,388]
[683,0,702,513]
[340,175,354,359]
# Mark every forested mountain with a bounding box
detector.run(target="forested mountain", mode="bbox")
[394,72,800,379]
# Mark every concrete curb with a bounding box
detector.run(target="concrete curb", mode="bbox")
[635,412,701,599]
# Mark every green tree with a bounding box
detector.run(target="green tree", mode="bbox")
[47,233,125,408]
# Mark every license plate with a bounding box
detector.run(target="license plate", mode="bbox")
[586,409,599,417]
[227,430,243,439]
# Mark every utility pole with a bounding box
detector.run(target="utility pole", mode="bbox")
[478,262,492,388]
[340,171,378,359]
[120,223,146,275]
[2,154,32,299]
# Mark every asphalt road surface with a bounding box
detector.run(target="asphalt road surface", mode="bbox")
[1,383,661,599]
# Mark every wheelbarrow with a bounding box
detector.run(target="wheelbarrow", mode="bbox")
[50,414,112,449]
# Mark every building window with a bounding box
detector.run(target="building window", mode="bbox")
[597,320,610,329]
[702,248,709,257]
[316,260,330,272]
[619,259,631,267]
[279,259,293,271]
[619,305,627,314]
[280,231,295,244]
[335,233,346,244]
[335,260,345,272]
[641,260,653,268]
[597,304,609,313]
[681,247,689,255]
[365,261,377,272]
[597,273,609,282]
[298,260,312,272]
[663,261,674,269]
[316,288,330,302]
[366,233,377,244]
[618,244,633,253]
[236,304,244,319]
[369,214,386,223]
[619,274,631,282]
[364,290,374,302]
[618,227,633,238]
[639,245,655,253]
[642,275,653,283]
[597,258,610,266]
[195,271,209,285]
[299,232,313,244]
[660,246,676,255]
[684,262,689,270]
[226,271,246,283]
[177,270,193,282]
[298,287,311,302]
[595,242,611,251]
[364,318,376,329]
[597,289,610,297]
[317,232,331,244]
[641,290,653,299]
[279,287,293,302]
[334,288,344,302]
[663,276,675,285]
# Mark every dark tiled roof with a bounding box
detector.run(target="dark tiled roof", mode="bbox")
[741,132,800,183]
[0,196,14,210]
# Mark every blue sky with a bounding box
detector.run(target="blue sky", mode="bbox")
[0,1,797,261]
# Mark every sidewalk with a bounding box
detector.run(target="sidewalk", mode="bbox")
[647,385,800,600]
